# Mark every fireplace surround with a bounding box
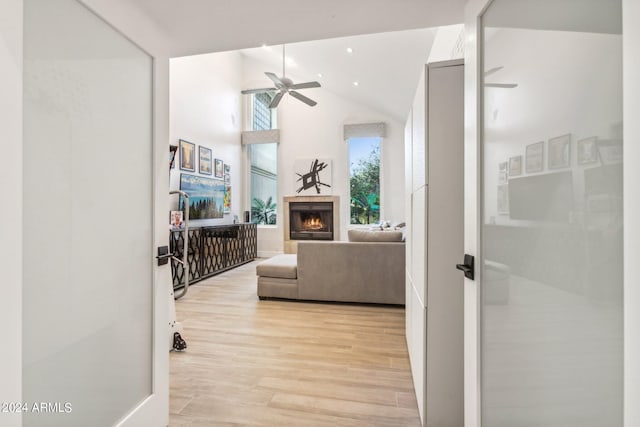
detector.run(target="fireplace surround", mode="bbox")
[283,195,340,253]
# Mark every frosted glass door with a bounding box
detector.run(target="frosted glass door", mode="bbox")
[23,0,154,426]
[480,1,623,426]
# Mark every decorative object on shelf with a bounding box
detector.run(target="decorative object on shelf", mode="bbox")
[179,139,196,172]
[509,155,522,177]
[199,146,212,175]
[179,173,225,219]
[525,141,544,173]
[294,158,332,195]
[214,158,224,178]
[577,136,598,165]
[548,133,571,169]
[224,186,231,214]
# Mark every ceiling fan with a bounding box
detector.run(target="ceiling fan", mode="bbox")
[484,66,518,88]
[241,44,321,108]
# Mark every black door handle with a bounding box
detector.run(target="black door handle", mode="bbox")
[156,246,173,266]
[456,254,475,280]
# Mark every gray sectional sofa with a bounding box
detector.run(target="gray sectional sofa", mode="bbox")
[256,229,405,304]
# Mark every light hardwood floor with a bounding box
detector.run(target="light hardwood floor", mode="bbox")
[170,260,421,426]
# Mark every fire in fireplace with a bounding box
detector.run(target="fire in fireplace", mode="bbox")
[289,202,333,240]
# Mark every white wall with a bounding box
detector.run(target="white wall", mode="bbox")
[242,55,405,255]
[169,52,244,225]
[623,1,640,425]
[0,0,23,425]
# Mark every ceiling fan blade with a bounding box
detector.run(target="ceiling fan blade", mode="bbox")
[485,83,518,88]
[269,91,285,108]
[241,87,276,95]
[484,66,504,76]
[290,81,321,90]
[265,72,283,87]
[289,90,317,106]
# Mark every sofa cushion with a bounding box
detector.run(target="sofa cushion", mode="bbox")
[348,229,403,242]
[256,254,298,279]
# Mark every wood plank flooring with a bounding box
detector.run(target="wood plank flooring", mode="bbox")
[170,260,421,426]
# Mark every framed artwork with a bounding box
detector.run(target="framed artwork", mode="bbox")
[224,186,231,214]
[525,141,544,173]
[199,146,212,175]
[577,137,598,165]
[224,164,230,174]
[214,159,224,178]
[179,174,225,219]
[597,139,622,164]
[548,134,571,169]
[294,158,333,195]
[509,155,522,177]
[179,139,196,172]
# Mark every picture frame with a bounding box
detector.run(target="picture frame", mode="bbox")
[577,136,598,165]
[548,134,571,169]
[214,159,224,178]
[179,139,196,172]
[179,173,225,219]
[597,139,623,164]
[525,141,544,173]
[509,155,522,177]
[199,146,212,175]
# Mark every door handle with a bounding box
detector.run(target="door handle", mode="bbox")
[156,246,173,266]
[456,254,475,280]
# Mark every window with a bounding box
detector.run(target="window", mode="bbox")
[246,93,278,225]
[252,92,275,131]
[249,143,277,225]
[349,137,381,224]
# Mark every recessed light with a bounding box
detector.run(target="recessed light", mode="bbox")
[346,47,353,54]
[353,81,359,86]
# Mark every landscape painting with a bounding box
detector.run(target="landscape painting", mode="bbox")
[179,173,225,219]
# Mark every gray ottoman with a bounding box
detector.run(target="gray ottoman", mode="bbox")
[256,254,298,300]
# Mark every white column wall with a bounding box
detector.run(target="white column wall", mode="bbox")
[0,0,23,425]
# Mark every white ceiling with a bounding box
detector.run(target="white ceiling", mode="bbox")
[240,28,438,121]
[123,0,465,57]
[123,0,464,121]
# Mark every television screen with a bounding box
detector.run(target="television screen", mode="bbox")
[508,171,573,222]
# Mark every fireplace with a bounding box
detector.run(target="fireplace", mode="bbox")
[289,202,333,240]
[284,195,339,253]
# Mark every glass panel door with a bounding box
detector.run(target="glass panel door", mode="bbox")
[23,0,154,425]
[480,1,623,425]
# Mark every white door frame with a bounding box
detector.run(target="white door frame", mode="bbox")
[0,1,171,426]
[464,1,640,426]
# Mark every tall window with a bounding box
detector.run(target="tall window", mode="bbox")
[252,93,273,130]
[349,137,381,224]
[248,93,278,225]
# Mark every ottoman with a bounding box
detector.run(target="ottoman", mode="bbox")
[256,254,298,300]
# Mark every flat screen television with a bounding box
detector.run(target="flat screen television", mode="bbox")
[508,171,573,222]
